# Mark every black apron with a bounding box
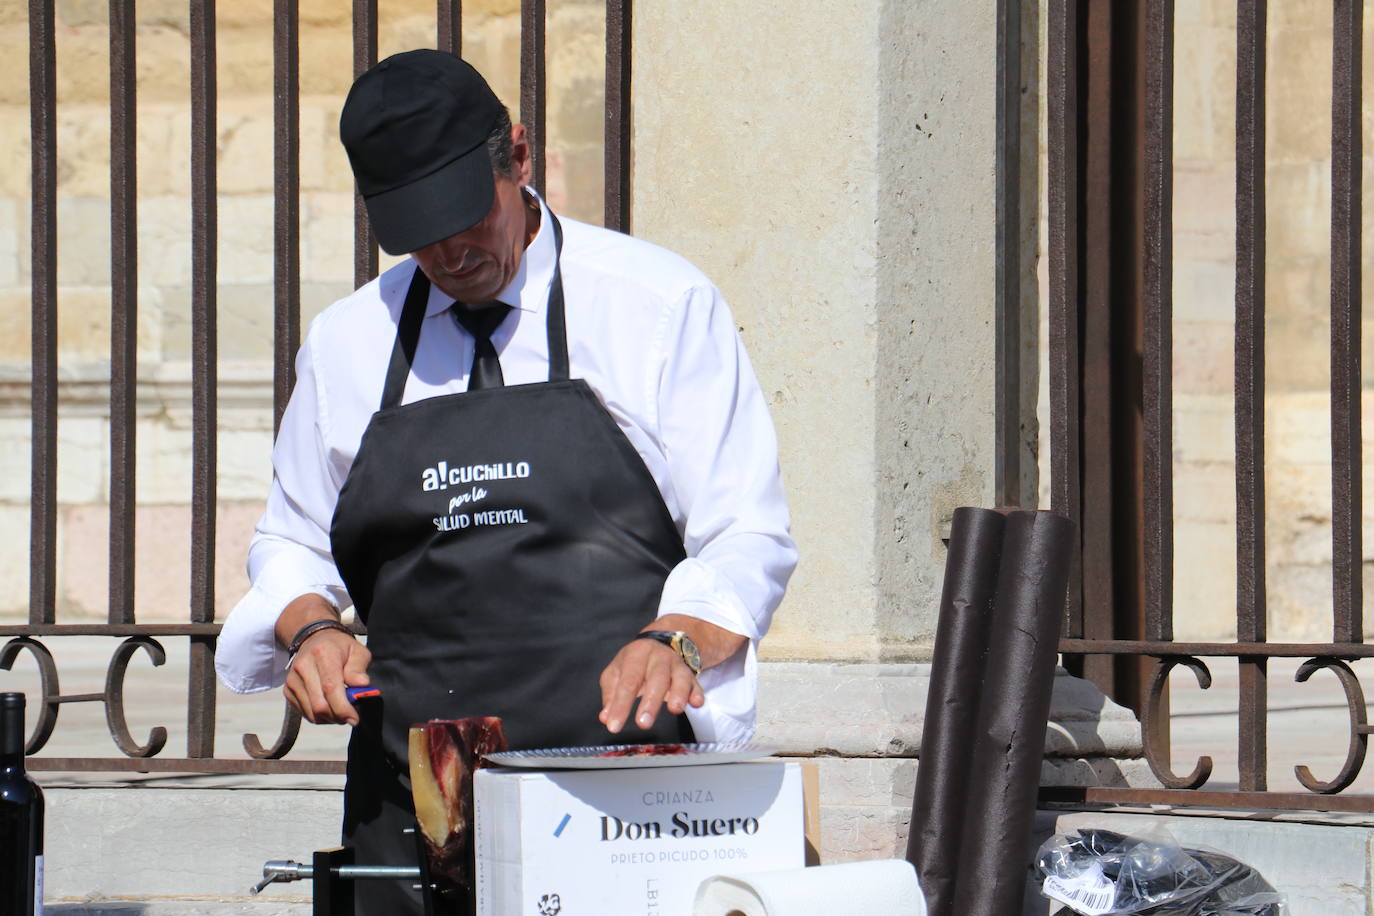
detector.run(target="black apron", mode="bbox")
[329,214,694,914]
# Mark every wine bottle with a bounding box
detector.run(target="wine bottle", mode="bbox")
[0,692,44,915]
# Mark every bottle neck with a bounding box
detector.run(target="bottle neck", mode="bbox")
[0,699,26,765]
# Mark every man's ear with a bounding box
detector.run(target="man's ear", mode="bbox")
[508,122,533,186]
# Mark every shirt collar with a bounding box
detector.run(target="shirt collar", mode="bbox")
[421,187,555,319]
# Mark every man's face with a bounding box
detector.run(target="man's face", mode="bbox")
[410,123,536,303]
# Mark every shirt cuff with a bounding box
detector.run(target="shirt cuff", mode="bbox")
[660,558,760,743]
[216,551,347,694]
[657,558,759,640]
[216,583,342,694]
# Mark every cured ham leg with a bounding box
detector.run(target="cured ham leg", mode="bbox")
[409,717,508,906]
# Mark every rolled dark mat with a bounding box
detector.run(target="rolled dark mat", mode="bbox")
[905,506,1009,916]
[950,509,1075,916]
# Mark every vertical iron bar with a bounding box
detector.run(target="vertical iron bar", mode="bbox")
[189,0,218,758]
[1048,0,1082,641]
[1117,0,1151,713]
[109,0,138,626]
[28,0,57,626]
[604,0,631,232]
[1080,0,1117,694]
[352,0,378,288]
[1331,0,1362,644]
[995,0,1023,509]
[274,0,301,432]
[521,0,547,196]
[1141,0,1173,643]
[1235,0,1267,792]
[438,0,462,55]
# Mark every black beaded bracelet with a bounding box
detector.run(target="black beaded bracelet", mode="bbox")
[286,618,353,656]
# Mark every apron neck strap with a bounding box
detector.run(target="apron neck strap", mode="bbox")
[546,212,570,382]
[379,207,570,410]
[380,265,432,410]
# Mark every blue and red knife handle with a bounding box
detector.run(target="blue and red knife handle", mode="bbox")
[345,686,381,703]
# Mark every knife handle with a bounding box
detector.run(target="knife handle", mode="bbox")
[345,686,381,703]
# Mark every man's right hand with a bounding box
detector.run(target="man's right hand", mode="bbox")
[275,594,372,726]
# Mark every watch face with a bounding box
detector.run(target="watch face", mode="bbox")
[638,629,703,674]
[677,633,702,674]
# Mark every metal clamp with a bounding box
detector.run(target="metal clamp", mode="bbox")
[251,859,422,895]
[251,860,311,895]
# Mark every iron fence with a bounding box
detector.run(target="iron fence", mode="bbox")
[4,0,631,775]
[1047,0,1374,813]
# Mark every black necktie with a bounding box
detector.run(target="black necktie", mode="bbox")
[451,303,512,391]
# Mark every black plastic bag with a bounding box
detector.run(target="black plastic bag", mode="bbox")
[1036,828,1287,915]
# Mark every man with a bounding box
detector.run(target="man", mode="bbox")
[216,50,795,912]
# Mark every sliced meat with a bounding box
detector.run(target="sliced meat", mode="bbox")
[597,743,688,758]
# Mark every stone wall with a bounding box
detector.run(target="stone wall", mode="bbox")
[0,0,607,620]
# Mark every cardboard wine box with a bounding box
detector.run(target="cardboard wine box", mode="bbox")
[475,761,803,916]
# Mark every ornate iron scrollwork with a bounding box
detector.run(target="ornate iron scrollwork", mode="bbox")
[104,636,169,758]
[3,635,171,757]
[1292,657,1373,794]
[0,637,60,754]
[1142,655,1214,789]
[1,631,329,770]
[243,701,303,760]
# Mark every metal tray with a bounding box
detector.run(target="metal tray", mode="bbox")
[483,742,775,769]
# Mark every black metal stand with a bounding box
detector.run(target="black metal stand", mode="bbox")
[312,846,355,916]
[412,825,440,916]
[270,821,471,914]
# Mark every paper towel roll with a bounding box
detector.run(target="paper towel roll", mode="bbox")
[693,859,926,915]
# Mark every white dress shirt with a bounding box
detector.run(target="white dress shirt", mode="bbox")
[215,192,797,743]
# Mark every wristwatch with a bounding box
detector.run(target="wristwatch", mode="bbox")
[634,629,702,675]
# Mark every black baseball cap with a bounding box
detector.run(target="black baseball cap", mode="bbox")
[340,50,506,255]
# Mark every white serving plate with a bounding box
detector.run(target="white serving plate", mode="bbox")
[483,742,775,769]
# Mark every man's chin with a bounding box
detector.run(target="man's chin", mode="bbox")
[436,275,502,304]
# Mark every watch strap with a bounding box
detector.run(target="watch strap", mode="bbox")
[634,629,702,674]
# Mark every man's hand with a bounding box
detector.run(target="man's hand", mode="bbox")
[275,594,372,727]
[598,615,746,735]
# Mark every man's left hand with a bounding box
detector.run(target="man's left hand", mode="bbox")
[598,614,746,735]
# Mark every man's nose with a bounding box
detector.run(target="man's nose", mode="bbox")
[434,237,472,271]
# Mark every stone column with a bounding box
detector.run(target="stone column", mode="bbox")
[633,0,991,664]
